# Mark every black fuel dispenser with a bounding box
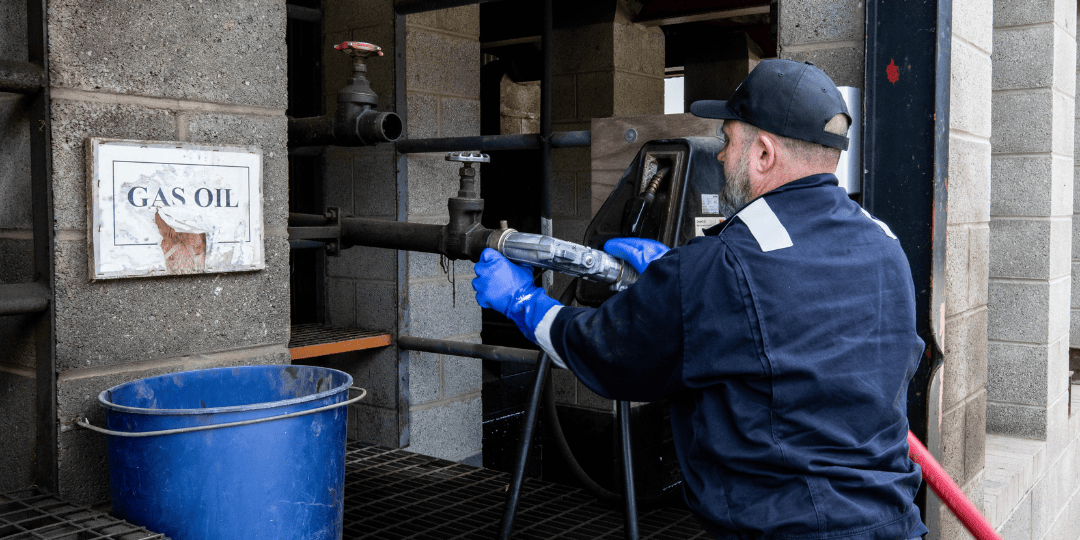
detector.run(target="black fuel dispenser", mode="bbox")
[572,137,726,306]
[524,136,725,508]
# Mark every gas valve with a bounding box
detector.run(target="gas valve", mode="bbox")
[443,152,489,260]
[287,41,402,147]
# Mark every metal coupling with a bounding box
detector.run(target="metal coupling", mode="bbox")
[488,229,639,292]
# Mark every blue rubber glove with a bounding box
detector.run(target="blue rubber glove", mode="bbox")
[472,248,561,343]
[603,237,670,274]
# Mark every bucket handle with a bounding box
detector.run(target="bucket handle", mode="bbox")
[75,387,367,438]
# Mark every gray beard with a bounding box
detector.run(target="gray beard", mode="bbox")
[720,148,753,215]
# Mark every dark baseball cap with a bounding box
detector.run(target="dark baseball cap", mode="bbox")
[689,59,851,151]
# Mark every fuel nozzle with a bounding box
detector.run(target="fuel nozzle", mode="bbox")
[487,223,640,292]
[621,165,671,236]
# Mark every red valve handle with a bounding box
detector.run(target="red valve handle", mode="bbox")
[334,41,384,58]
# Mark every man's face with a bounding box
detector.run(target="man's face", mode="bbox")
[717,121,754,214]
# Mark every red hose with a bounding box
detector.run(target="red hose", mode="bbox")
[907,431,1003,540]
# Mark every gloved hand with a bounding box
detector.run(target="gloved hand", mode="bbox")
[472,248,561,343]
[603,237,670,274]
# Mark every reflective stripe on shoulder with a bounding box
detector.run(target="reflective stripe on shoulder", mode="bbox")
[735,198,793,252]
[860,208,898,239]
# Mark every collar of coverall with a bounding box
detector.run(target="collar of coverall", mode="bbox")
[703,173,840,237]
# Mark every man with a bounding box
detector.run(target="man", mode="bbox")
[472,59,928,540]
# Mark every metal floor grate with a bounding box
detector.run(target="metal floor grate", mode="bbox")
[289,324,392,360]
[0,488,167,540]
[343,442,708,539]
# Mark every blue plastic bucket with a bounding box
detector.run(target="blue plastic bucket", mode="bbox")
[98,365,356,540]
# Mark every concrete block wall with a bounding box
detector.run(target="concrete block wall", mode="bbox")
[319,0,405,449]
[777,0,864,88]
[403,6,484,464]
[549,20,664,412]
[985,0,1080,539]
[500,76,539,135]
[318,1,484,464]
[938,0,995,537]
[988,0,1074,441]
[0,0,294,504]
[0,0,36,493]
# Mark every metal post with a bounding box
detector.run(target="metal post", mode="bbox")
[27,0,58,493]
[497,353,552,540]
[617,401,639,540]
[864,0,950,535]
[539,0,553,290]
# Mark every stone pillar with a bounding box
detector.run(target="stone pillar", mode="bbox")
[319,0,407,452]
[778,0,864,88]
[319,0,484,464]
[401,6,483,464]
[988,0,1074,444]
[683,31,763,106]
[0,0,35,492]
[986,0,1080,537]
[939,0,994,537]
[548,19,664,413]
[40,0,291,504]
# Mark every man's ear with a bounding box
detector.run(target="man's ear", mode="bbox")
[753,131,779,174]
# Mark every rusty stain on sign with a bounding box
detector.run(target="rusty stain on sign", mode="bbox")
[88,138,264,280]
[155,211,207,272]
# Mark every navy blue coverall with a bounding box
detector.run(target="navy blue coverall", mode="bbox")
[533,174,929,540]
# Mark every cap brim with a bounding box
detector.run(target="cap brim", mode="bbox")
[689,100,737,119]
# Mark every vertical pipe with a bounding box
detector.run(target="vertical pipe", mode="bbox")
[28,0,58,493]
[395,9,413,449]
[539,0,554,290]
[498,353,552,540]
[617,401,640,540]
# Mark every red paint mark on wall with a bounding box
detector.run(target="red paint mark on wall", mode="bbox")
[886,58,900,84]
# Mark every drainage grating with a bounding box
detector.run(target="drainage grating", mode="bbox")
[0,488,167,540]
[289,323,392,361]
[343,442,709,539]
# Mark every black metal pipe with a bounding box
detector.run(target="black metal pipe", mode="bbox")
[540,0,553,221]
[289,109,403,148]
[28,0,58,493]
[394,0,504,15]
[0,59,44,94]
[498,353,552,540]
[396,336,539,364]
[550,130,591,148]
[286,4,322,21]
[288,212,496,262]
[617,400,640,540]
[288,212,332,227]
[341,218,447,254]
[0,282,50,316]
[289,240,325,250]
[538,0,553,284]
[394,131,590,154]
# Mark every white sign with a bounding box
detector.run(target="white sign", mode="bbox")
[88,139,264,280]
[695,216,723,236]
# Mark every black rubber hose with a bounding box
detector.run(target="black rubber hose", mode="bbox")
[544,279,682,509]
